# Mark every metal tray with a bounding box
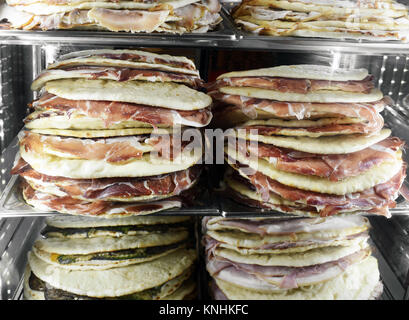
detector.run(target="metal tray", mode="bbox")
[0,2,237,47]
[222,2,409,55]
[2,0,409,53]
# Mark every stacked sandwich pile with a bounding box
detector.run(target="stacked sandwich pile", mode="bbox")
[203,216,383,300]
[231,0,409,41]
[24,215,197,300]
[208,64,406,218]
[12,49,212,218]
[3,0,222,33]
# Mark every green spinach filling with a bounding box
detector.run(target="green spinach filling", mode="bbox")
[56,241,183,265]
[42,221,191,238]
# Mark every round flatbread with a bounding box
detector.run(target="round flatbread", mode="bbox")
[22,183,184,218]
[213,240,368,267]
[45,214,191,229]
[28,248,196,298]
[215,256,380,300]
[44,79,211,111]
[229,128,391,154]
[235,117,376,137]
[20,145,203,179]
[34,230,188,255]
[28,127,171,138]
[226,146,403,195]
[14,0,200,15]
[219,87,383,103]
[163,278,196,300]
[217,65,369,81]
[204,215,369,235]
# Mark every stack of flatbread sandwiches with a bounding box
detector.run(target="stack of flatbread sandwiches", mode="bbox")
[2,0,222,33]
[11,49,212,218]
[207,64,406,218]
[203,216,383,300]
[231,0,409,41]
[24,215,197,300]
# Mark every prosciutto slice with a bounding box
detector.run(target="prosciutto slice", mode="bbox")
[20,131,145,163]
[206,215,369,236]
[21,181,183,217]
[64,48,197,72]
[33,67,203,90]
[210,92,387,123]
[204,228,368,252]
[236,136,404,181]
[225,184,328,215]
[87,8,170,33]
[206,76,374,93]
[173,2,222,31]
[20,130,197,163]
[242,120,383,135]
[230,164,406,217]
[28,93,212,128]
[206,248,370,290]
[12,158,201,201]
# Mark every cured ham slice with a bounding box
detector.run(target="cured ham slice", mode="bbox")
[225,184,325,216]
[241,119,383,135]
[173,3,222,31]
[87,8,170,33]
[206,248,370,290]
[21,181,184,217]
[57,49,197,72]
[27,93,212,128]
[32,67,203,90]
[229,164,406,217]
[12,158,201,201]
[205,215,369,236]
[204,230,368,253]
[20,131,144,163]
[206,76,374,94]
[235,136,404,181]
[19,131,193,163]
[209,92,387,122]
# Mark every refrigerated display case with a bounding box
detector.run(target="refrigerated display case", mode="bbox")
[0,0,408,301]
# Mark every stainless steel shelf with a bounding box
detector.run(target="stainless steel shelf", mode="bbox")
[0,8,237,47]
[233,37,409,55]
[0,28,238,48]
[1,2,409,53]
